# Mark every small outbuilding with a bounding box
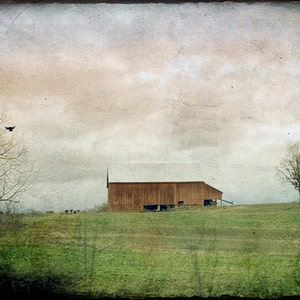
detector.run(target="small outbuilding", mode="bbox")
[107,164,223,212]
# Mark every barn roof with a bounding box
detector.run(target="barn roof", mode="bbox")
[107,163,222,191]
[107,163,204,183]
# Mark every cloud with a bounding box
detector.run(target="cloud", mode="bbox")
[0,2,299,211]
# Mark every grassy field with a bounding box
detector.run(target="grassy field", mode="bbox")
[0,202,299,299]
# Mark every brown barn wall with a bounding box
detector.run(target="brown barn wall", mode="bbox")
[108,182,222,212]
[203,184,222,200]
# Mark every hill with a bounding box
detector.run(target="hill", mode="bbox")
[0,202,299,299]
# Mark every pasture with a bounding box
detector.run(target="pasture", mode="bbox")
[0,202,299,299]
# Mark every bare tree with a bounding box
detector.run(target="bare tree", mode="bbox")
[0,112,36,213]
[276,142,300,202]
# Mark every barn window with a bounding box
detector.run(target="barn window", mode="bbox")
[204,199,217,206]
[160,204,175,211]
[143,205,158,211]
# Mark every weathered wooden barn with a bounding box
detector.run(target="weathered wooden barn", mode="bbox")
[107,164,223,212]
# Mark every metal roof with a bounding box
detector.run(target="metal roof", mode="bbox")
[107,163,206,183]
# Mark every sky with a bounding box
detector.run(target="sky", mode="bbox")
[0,1,299,212]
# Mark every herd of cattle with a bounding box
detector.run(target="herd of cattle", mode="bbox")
[46,209,81,214]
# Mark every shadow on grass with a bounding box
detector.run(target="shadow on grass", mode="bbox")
[0,263,299,300]
[0,272,85,299]
[0,272,299,300]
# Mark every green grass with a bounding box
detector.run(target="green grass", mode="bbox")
[0,202,299,299]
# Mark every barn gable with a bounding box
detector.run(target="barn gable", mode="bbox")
[107,164,223,212]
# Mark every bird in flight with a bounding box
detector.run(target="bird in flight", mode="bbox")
[4,126,15,132]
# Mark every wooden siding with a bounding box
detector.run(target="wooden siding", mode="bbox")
[108,182,222,212]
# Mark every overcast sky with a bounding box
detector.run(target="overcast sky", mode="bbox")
[1,2,299,212]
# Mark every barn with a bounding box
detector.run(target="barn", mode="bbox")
[107,164,223,212]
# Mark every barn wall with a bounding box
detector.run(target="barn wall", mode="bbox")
[108,182,222,212]
[203,184,222,200]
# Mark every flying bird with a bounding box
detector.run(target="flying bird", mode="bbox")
[4,126,15,132]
